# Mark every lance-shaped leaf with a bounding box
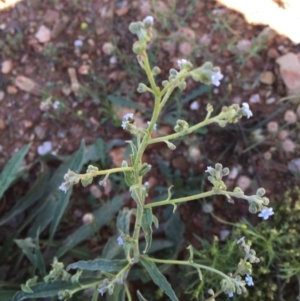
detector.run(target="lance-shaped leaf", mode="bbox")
[141,208,154,253]
[117,208,135,235]
[12,278,99,301]
[56,195,123,258]
[0,144,30,200]
[126,140,138,165]
[130,185,143,208]
[140,258,178,301]
[49,141,85,239]
[0,166,49,226]
[137,290,148,301]
[121,160,135,187]
[67,258,127,272]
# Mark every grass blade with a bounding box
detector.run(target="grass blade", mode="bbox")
[0,144,30,200]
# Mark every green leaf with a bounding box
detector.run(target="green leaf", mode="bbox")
[117,208,134,235]
[181,85,211,105]
[130,185,143,208]
[0,290,17,301]
[0,166,49,226]
[106,284,125,301]
[67,258,126,272]
[12,278,98,301]
[121,160,135,187]
[56,195,123,258]
[35,229,46,276]
[14,238,36,266]
[137,290,148,301]
[140,258,178,301]
[0,144,30,200]
[141,208,153,253]
[139,239,174,254]
[49,141,85,239]
[107,94,147,111]
[102,236,123,260]
[165,212,185,255]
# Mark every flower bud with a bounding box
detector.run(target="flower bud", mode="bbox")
[128,22,142,34]
[139,163,152,176]
[164,140,176,150]
[152,66,161,75]
[132,41,146,54]
[256,188,266,197]
[249,203,258,214]
[162,80,169,87]
[137,83,148,93]
[178,81,186,91]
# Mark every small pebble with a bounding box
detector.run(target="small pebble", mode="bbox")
[282,139,295,152]
[35,25,51,43]
[249,94,260,103]
[0,119,6,130]
[1,59,13,74]
[37,141,53,156]
[190,101,199,110]
[74,39,83,47]
[34,125,46,140]
[0,90,5,101]
[7,85,17,94]
[284,110,297,124]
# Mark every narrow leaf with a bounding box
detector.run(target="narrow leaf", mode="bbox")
[67,258,126,272]
[117,208,134,235]
[49,141,85,239]
[56,195,123,258]
[0,167,49,226]
[130,185,143,208]
[140,258,178,301]
[12,278,98,301]
[137,290,148,301]
[0,144,30,199]
[107,94,147,111]
[141,208,153,253]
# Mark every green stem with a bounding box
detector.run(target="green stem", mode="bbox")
[142,256,233,282]
[78,167,133,178]
[144,190,215,208]
[148,116,218,145]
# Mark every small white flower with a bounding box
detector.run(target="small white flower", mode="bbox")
[228,291,234,298]
[122,113,133,129]
[258,208,274,220]
[245,274,254,286]
[205,166,213,173]
[123,113,133,121]
[211,71,224,86]
[121,121,127,129]
[53,101,60,110]
[117,236,124,245]
[144,15,154,25]
[237,236,245,244]
[177,59,188,70]
[59,183,68,193]
[98,288,104,296]
[242,102,253,119]
[147,121,157,130]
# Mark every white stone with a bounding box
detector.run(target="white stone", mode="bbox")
[35,25,51,43]
[37,141,52,156]
[249,94,260,103]
[276,52,300,95]
[190,100,199,110]
[1,59,13,74]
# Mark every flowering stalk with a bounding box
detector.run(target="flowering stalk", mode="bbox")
[55,16,273,301]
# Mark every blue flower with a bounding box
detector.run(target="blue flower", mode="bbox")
[117,236,124,246]
[98,288,104,296]
[228,291,234,298]
[245,274,254,286]
[258,208,274,220]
